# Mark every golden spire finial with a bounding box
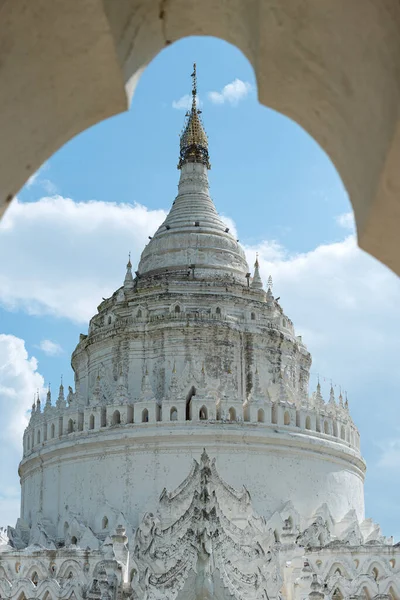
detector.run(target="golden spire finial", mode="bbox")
[178,63,211,170]
[191,63,197,108]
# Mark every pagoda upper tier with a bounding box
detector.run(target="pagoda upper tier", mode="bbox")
[137,161,249,282]
[138,62,248,283]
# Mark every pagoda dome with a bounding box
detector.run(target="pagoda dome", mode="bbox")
[137,64,248,283]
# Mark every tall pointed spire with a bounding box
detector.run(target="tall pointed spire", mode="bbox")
[140,366,154,402]
[45,384,51,411]
[315,380,324,408]
[178,63,210,170]
[329,384,336,406]
[56,376,66,409]
[251,253,263,290]
[36,391,41,414]
[124,252,134,289]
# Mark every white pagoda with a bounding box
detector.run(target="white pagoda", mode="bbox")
[0,65,398,600]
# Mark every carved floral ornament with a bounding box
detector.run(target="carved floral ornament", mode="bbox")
[131,450,282,600]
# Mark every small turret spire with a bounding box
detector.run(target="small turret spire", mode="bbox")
[45,384,51,410]
[36,390,41,414]
[315,380,324,408]
[251,253,263,290]
[124,252,134,289]
[56,376,66,409]
[140,365,154,402]
[178,63,210,170]
[329,384,336,405]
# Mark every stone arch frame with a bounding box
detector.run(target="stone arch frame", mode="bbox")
[67,418,74,433]
[0,564,12,584]
[383,581,400,600]
[0,575,11,599]
[257,408,265,423]
[362,558,388,580]
[26,563,47,583]
[50,422,55,438]
[318,555,355,584]
[135,303,146,319]
[283,410,290,426]
[228,407,236,421]
[112,409,121,425]
[199,405,208,420]
[170,406,178,421]
[324,420,330,435]
[89,413,95,429]
[171,301,183,315]
[57,559,82,581]
[2,4,400,277]
[326,561,352,581]
[352,579,378,599]
[331,587,345,600]
[185,385,196,421]
[243,403,250,422]
[142,408,149,423]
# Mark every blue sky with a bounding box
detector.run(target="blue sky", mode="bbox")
[0,36,399,538]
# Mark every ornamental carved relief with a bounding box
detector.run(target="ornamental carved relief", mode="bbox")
[132,450,282,600]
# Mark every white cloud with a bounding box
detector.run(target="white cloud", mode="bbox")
[172,94,201,110]
[208,79,252,106]
[336,211,355,231]
[0,197,167,323]
[24,162,57,194]
[0,335,45,526]
[37,339,63,356]
[243,234,400,382]
[377,437,400,470]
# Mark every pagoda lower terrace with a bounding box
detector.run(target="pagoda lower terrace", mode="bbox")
[23,383,360,459]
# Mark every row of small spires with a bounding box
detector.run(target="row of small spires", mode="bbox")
[29,373,349,416]
[314,381,349,411]
[124,252,274,292]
